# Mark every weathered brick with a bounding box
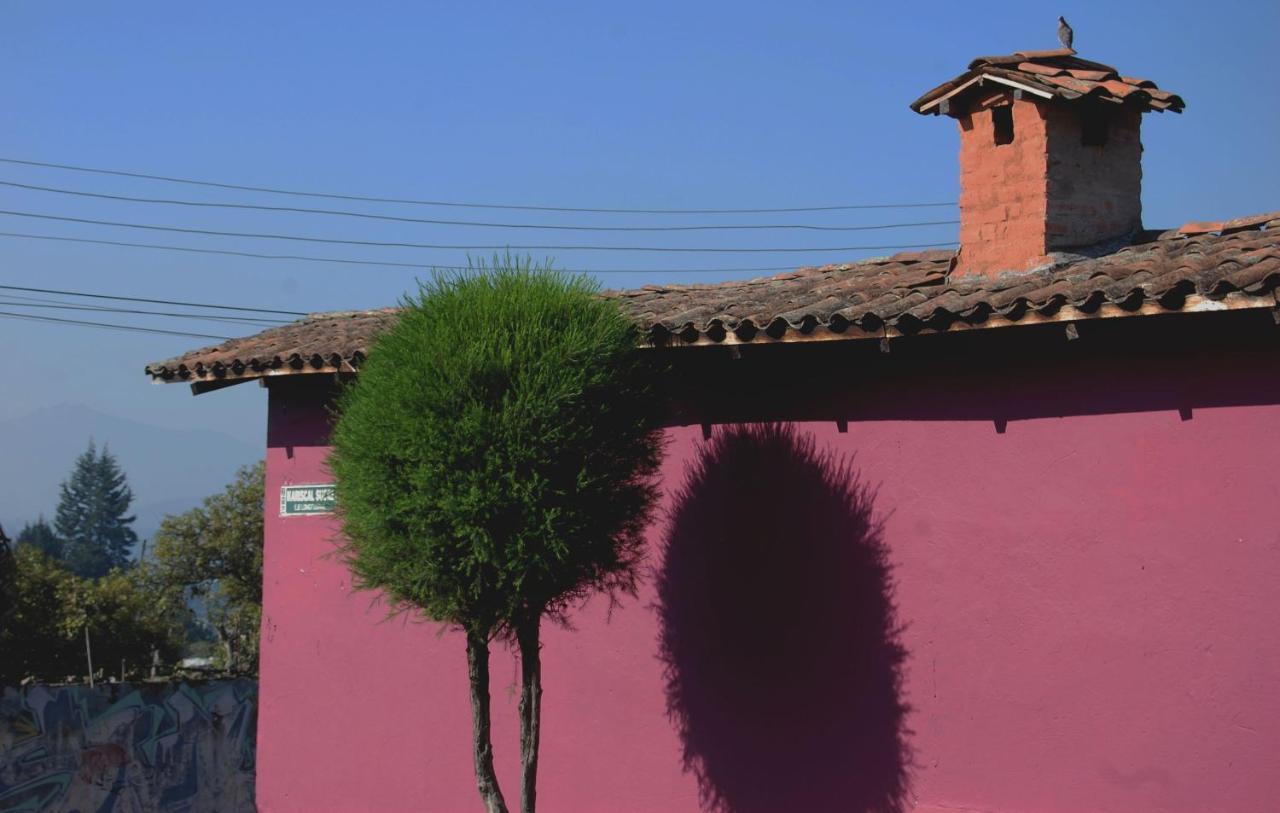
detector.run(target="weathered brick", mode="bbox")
[952,91,1146,279]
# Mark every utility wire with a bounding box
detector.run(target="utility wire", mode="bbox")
[0,310,233,340]
[0,282,308,316]
[0,210,957,254]
[0,179,960,233]
[0,156,957,214]
[0,230,956,274]
[0,298,291,327]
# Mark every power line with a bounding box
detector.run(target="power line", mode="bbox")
[0,230,956,274]
[0,179,960,233]
[0,156,957,214]
[0,209,957,254]
[0,310,233,340]
[0,292,285,327]
[0,229,449,270]
[0,298,290,327]
[0,282,308,316]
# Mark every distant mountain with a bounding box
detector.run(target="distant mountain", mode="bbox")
[0,404,262,546]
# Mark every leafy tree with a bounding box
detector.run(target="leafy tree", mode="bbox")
[15,516,62,560]
[330,260,664,813]
[55,441,138,577]
[0,548,185,684]
[0,525,14,644]
[152,462,265,674]
[0,546,78,682]
[61,561,188,679]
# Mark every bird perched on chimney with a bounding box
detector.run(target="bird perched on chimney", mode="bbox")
[1058,16,1074,50]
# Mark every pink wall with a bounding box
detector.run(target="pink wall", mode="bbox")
[256,347,1280,812]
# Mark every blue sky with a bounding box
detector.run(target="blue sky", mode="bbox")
[1,0,1276,448]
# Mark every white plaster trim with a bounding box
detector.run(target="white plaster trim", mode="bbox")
[918,72,1054,113]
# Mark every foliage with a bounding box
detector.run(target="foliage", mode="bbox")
[0,546,76,682]
[63,562,189,677]
[15,516,62,560]
[329,258,664,813]
[330,261,663,637]
[0,547,185,685]
[0,450,228,685]
[152,462,265,674]
[0,530,14,643]
[54,441,138,578]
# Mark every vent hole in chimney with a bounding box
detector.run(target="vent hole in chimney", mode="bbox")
[1081,108,1109,147]
[992,105,1014,146]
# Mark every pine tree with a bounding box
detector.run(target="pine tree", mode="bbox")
[55,441,138,578]
[16,516,62,560]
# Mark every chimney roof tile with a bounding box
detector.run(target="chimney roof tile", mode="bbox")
[913,51,1184,114]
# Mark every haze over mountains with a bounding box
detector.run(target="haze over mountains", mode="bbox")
[0,404,263,547]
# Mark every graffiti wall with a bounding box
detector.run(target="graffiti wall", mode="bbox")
[0,679,256,812]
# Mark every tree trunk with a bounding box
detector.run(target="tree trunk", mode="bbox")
[517,619,543,813]
[466,630,509,813]
[83,626,94,688]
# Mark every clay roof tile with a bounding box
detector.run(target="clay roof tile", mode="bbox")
[145,215,1280,385]
[914,51,1182,114]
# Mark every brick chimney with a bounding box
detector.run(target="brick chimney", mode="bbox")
[911,49,1183,279]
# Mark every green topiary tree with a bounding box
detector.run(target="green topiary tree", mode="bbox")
[329,258,664,813]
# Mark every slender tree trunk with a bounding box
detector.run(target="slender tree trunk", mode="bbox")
[517,618,543,813]
[466,630,509,813]
[83,626,94,688]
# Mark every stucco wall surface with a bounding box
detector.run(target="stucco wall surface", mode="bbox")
[0,679,257,812]
[258,376,1280,813]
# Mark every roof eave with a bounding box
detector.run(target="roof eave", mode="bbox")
[147,356,360,394]
[912,72,1056,115]
[149,292,1280,394]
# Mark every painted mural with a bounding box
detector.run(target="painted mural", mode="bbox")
[0,679,256,812]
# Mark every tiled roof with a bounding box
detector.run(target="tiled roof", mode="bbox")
[911,49,1184,115]
[146,309,401,385]
[146,213,1280,386]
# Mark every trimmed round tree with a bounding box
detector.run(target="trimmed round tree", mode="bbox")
[329,259,664,813]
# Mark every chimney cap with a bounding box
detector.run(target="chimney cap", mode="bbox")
[911,50,1184,116]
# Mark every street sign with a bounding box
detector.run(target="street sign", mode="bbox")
[280,483,337,516]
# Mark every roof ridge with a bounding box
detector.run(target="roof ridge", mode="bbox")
[1165,211,1280,239]
[303,307,400,319]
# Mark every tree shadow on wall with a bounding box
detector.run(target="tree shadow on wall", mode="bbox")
[655,424,911,813]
